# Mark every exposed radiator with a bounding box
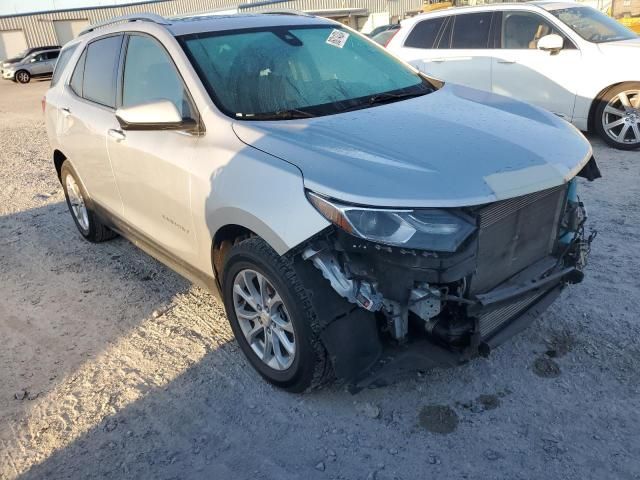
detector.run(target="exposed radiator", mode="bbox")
[470,185,567,294]
[477,290,544,338]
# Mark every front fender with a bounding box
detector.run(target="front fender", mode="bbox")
[202,144,329,258]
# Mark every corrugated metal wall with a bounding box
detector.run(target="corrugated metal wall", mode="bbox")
[0,0,422,47]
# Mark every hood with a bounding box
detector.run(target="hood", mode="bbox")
[1,57,21,67]
[232,84,592,208]
[597,37,640,55]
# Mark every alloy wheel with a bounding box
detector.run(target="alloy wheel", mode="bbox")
[65,174,89,231]
[602,89,640,146]
[16,71,29,83]
[232,269,296,370]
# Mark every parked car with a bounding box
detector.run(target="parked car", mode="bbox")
[2,48,60,83]
[367,23,400,39]
[45,13,599,392]
[386,2,640,150]
[371,27,400,46]
[1,45,60,76]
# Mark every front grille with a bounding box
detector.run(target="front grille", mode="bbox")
[470,185,567,294]
[477,290,545,337]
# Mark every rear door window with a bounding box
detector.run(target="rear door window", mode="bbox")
[404,17,447,49]
[450,12,493,49]
[82,35,123,108]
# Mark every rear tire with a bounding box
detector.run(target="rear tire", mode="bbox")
[594,83,640,150]
[221,237,330,392]
[60,161,117,243]
[15,70,30,84]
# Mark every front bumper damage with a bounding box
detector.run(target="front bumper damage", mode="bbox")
[298,179,597,390]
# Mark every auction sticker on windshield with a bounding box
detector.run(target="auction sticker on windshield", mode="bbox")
[326,29,349,48]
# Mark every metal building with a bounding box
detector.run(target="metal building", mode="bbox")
[0,0,423,59]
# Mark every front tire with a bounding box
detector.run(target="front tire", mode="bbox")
[15,70,30,84]
[221,238,329,392]
[595,83,640,150]
[60,161,117,243]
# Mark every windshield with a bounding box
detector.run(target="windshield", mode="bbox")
[180,25,434,119]
[550,6,637,43]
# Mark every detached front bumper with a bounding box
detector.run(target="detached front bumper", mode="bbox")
[2,69,15,80]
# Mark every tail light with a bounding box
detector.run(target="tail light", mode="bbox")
[384,29,400,48]
[41,96,46,114]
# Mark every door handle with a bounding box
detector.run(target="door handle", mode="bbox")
[108,129,126,141]
[497,59,516,64]
[61,107,71,117]
[429,58,446,63]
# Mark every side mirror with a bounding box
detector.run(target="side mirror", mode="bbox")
[30,58,37,63]
[537,34,564,54]
[115,99,197,131]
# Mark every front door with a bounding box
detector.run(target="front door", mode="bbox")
[491,10,582,120]
[27,52,49,75]
[108,33,199,263]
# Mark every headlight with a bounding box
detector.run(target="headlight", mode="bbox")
[307,192,476,252]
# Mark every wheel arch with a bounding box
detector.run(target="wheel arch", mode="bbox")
[53,149,67,182]
[211,223,256,279]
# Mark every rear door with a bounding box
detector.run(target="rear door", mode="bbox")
[491,10,581,120]
[107,33,199,263]
[57,35,125,216]
[395,16,449,78]
[399,12,496,91]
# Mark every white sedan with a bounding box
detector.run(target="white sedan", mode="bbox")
[387,1,640,150]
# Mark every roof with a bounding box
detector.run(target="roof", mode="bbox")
[400,1,589,25]
[529,1,586,11]
[167,13,334,36]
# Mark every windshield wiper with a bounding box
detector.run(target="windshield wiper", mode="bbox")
[367,89,430,105]
[337,88,432,114]
[236,109,316,120]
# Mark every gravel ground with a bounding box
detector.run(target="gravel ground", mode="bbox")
[1,79,639,480]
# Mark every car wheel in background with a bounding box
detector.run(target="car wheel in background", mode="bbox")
[15,70,30,84]
[221,237,330,392]
[60,160,118,242]
[595,83,640,150]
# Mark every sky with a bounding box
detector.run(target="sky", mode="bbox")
[0,0,158,16]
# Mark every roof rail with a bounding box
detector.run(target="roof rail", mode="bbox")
[237,0,293,10]
[258,9,314,16]
[79,13,170,36]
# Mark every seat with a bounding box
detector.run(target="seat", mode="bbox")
[529,24,551,49]
[228,43,304,114]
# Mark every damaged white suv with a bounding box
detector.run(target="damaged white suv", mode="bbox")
[45,12,600,392]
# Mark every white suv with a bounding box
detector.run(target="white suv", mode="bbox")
[387,1,640,150]
[46,12,599,392]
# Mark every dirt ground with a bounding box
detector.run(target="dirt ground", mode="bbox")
[1,78,639,480]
